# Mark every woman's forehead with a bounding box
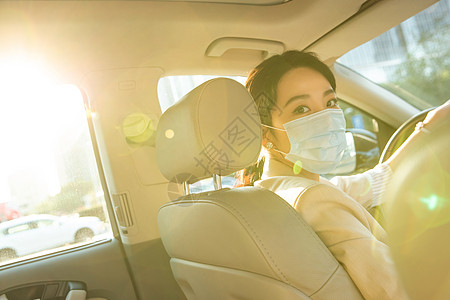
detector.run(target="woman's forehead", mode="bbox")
[276,67,333,103]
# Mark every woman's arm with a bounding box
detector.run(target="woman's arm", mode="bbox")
[295,184,409,300]
[326,163,392,209]
[328,100,450,208]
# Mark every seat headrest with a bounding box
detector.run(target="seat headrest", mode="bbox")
[156,78,262,184]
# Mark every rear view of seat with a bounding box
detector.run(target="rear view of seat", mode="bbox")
[156,78,363,299]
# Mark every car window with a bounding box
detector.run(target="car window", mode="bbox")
[158,75,247,112]
[338,0,450,110]
[6,224,31,235]
[35,219,54,228]
[338,100,383,174]
[0,61,112,265]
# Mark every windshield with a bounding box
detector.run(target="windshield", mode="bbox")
[338,0,450,110]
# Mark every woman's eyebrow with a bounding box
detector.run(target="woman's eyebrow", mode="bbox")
[323,89,335,96]
[284,94,309,108]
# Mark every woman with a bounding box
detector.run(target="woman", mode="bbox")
[241,50,448,299]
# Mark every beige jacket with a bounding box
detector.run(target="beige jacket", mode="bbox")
[255,158,408,300]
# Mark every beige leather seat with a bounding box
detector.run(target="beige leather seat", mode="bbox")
[156,78,363,299]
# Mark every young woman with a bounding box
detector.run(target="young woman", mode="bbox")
[241,50,449,299]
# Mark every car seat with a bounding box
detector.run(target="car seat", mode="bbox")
[156,78,363,300]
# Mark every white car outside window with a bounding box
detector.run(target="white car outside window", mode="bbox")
[0,214,106,261]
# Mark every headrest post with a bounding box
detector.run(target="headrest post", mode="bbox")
[213,174,222,190]
[183,182,190,195]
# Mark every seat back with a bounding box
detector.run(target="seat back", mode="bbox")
[156,78,363,299]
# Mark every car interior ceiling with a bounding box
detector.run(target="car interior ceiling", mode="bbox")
[0,0,434,78]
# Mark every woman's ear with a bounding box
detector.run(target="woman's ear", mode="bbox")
[262,129,274,150]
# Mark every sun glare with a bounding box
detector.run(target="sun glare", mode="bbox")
[0,57,54,90]
[0,58,85,204]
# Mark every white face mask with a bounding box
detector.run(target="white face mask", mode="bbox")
[266,109,347,174]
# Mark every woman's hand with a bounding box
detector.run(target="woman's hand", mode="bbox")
[386,100,450,171]
[421,100,450,131]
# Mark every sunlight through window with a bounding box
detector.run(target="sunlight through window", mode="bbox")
[0,58,111,265]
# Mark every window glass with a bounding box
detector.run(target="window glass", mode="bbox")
[36,219,54,228]
[0,61,111,265]
[338,0,450,109]
[158,75,246,112]
[339,100,380,174]
[7,224,31,235]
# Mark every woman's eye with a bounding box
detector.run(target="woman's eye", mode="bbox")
[327,99,339,108]
[293,105,310,114]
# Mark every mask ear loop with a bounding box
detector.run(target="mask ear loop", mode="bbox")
[270,147,288,156]
[261,123,286,132]
[261,123,288,156]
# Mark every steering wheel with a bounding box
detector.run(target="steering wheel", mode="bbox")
[379,107,434,163]
[370,107,434,226]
